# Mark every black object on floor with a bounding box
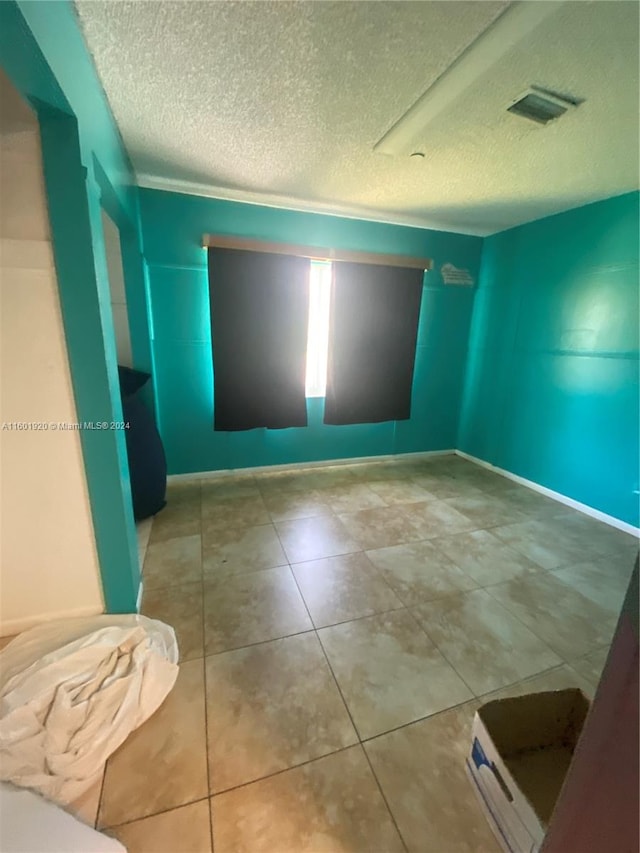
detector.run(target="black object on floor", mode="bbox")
[118,365,167,521]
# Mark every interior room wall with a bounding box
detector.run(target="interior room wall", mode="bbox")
[138,188,483,475]
[1,0,152,611]
[0,77,104,635]
[459,191,640,528]
[101,210,133,368]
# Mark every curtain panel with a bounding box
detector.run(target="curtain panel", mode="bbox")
[207,247,309,431]
[324,261,424,425]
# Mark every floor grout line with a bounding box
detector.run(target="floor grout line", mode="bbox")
[117,461,627,843]
[480,578,613,663]
[103,794,211,833]
[199,489,216,853]
[209,743,360,799]
[281,544,412,849]
[103,653,598,837]
[292,563,412,850]
[399,605,480,698]
[359,743,410,853]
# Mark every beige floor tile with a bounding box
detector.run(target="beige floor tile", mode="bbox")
[261,488,332,521]
[99,659,208,827]
[317,482,387,513]
[259,466,354,493]
[347,460,410,482]
[431,453,469,467]
[136,518,153,562]
[275,515,359,563]
[204,566,312,654]
[432,529,543,586]
[396,455,436,472]
[451,471,515,496]
[414,455,456,471]
[143,534,202,590]
[493,486,565,517]
[550,559,632,617]
[201,477,260,502]
[487,572,617,660]
[87,462,623,850]
[254,470,315,494]
[347,463,389,482]
[413,589,561,695]
[291,552,403,627]
[480,663,597,702]
[166,481,202,501]
[318,610,472,739]
[401,500,479,539]
[299,466,358,489]
[149,501,200,544]
[491,518,590,569]
[202,523,286,576]
[211,746,405,853]
[201,494,271,534]
[160,490,201,527]
[337,505,424,550]
[557,513,639,559]
[367,478,439,504]
[443,494,527,528]
[568,647,609,691]
[108,800,212,853]
[141,581,204,662]
[365,540,478,606]
[409,474,484,500]
[205,633,357,792]
[365,702,499,853]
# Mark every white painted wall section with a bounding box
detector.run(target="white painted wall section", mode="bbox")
[0,74,104,635]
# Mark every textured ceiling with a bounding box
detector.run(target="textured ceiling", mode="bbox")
[75,1,639,235]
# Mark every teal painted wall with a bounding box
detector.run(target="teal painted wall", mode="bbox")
[1,0,150,610]
[459,192,640,527]
[138,188,483,474]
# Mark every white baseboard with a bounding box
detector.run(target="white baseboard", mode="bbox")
[167,449,456,483]
[136,580,144,614]
[455,450,640,537]
[0,604,105,639]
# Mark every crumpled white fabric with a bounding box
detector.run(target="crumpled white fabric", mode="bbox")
[0,615,178,807]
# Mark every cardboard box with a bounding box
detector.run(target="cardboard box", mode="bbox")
[466,689,590,853]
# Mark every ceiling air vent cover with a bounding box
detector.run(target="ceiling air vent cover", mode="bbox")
[507,87,580,125]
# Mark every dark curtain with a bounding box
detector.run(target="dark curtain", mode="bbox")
[324,261,424,425]
[208,248,309,430]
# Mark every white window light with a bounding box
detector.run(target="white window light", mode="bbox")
[305,260,332,398]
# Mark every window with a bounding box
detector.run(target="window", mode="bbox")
[305,260,332,398]
[204,233,432,421]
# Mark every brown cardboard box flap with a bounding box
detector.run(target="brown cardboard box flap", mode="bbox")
[477,689,590,827]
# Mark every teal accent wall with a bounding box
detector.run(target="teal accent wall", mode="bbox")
[1,0,150,610]
[138,188,483,474]
[459,192,640,527]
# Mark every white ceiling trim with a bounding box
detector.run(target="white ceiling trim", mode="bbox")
[135,173,486,237]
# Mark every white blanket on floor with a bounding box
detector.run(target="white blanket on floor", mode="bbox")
[0,615,178,807]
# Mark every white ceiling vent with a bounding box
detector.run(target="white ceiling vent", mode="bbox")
[507,87,581,125]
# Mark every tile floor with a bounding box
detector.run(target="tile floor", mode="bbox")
[91,455,638,851]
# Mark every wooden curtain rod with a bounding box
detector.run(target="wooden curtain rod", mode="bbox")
[202,234,433,271]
